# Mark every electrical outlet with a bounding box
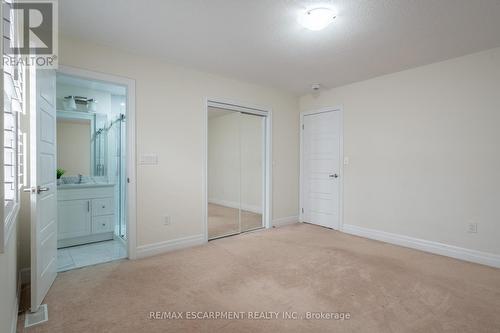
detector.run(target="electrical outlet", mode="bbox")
[467,222,478,233]
[164,216,171,226]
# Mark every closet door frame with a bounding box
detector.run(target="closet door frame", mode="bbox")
[203,98,272,242]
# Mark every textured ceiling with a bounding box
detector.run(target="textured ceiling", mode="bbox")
[60,0,500,95]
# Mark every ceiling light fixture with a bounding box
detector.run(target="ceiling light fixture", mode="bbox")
[298,7,337,31]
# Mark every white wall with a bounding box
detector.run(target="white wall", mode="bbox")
[59,37,300,248]
[208,110,264,213]
[300,47,500,255]
[57,120,91,176]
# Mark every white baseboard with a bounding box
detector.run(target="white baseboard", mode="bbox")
[272,216,299,228]
[135,234,206,259]
[342,224,500,269]
[208,199,262,214]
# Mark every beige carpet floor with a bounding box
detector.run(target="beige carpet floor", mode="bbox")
[208,203,262,239]
[18,223,500,333]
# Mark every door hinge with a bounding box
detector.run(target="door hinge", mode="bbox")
[302,124,304,130]
[127,177,130,184]
[301,208,304,213]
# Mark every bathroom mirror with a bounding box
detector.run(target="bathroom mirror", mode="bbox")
[56,111,109,179]
[57,112,94,177]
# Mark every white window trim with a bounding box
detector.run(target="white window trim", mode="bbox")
[0,0,23,252]
[2,201,20,248]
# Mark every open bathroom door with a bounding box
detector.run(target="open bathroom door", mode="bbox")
[29,69,58,312]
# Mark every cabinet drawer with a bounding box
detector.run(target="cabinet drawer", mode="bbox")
[92,198,114,216]
[92,215,115,234]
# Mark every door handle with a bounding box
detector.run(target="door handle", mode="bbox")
[37,186,50,194]
[329,174,339,178]
[22,186,50,194]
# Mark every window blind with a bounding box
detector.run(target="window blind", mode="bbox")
[3,0,24,222]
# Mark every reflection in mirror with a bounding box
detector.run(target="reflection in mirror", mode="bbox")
[207,108,240,238]
[207,107,265,239]
[240,113,264,233]
[57,118,92,177]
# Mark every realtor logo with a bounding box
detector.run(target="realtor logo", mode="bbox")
[3,0,58,68]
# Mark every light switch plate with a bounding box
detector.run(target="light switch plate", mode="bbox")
[467,222,478,233]
[140,154,158,165]
[164,216,171,226]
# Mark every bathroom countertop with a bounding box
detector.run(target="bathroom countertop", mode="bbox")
[57,183,115,190]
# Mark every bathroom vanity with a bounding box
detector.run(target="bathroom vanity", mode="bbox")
[57,183,116,248]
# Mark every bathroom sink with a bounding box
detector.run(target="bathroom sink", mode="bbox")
[58,182,115,189]
[58,176,114,189]
[60,175,92,184]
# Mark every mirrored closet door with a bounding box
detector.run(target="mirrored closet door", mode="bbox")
[207,107,265,239]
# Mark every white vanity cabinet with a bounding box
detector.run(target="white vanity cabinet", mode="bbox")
[57,184,116,248]
[58,199,91,240]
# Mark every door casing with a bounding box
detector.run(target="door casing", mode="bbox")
[54,65,137,259]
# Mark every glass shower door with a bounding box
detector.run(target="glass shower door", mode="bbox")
[109,114,127,239]
[118,116,127,239]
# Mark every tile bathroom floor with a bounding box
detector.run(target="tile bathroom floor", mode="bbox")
[57,239,127,272]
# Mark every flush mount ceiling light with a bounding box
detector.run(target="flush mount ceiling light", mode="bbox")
[298,7,337,31]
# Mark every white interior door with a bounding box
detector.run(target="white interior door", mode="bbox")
[302,110,342,229]
[30,69,57,311]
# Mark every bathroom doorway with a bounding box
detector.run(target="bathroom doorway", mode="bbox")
[205,100,271,240]
[54,67,136,271]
